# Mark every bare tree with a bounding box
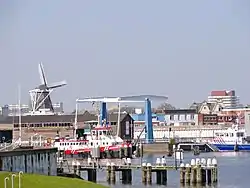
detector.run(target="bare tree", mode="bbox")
[157,102,176,110]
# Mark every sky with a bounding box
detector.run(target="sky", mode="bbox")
[0,0,250,111]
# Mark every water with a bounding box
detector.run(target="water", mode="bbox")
[81,152,250,188]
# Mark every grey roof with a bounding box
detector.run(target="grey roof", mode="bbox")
[0,111,132,124]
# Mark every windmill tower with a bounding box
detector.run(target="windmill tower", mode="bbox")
[29,63,67,115]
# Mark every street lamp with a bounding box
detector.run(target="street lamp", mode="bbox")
[11,174,16,188]
[19,171,23,188]
[4,177,9,188]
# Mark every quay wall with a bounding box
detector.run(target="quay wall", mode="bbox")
[0,148,58,175]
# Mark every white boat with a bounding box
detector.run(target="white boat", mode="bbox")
[207,124,250,151]
[50,125,131,155]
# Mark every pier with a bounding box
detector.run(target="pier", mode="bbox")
[57,157,218,186]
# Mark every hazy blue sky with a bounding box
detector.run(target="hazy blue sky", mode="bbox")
[0,0,250,111]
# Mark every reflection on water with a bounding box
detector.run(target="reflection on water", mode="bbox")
[80,152,250,188]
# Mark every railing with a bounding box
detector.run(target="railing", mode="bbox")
[133,137,214,144]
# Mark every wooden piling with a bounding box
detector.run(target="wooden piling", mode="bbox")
[156,170,162,185]
[146,163,152,184]
[185,164,191,184]
[106,163,111,183]
[196,164,202,184]
[179,163,185,184]
[207,167,212,184]
[141,163,147,184]
[212,158,218,183]
[190,159,197,184]
[110,163,116,184]
[161,170,167,185]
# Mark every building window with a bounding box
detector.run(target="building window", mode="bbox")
[190,114,194,120]
[170,115,174,120]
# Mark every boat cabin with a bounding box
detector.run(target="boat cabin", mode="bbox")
[91,126,113,138]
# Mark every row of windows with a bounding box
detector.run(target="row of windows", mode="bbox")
[14,123,73,128]
[59,142,110,146]
[169,114,195,120]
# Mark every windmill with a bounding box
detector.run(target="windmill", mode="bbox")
[29,63,67,115]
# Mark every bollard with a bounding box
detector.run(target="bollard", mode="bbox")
[190,159,197,184]
[106,162,111,183]
[141,162,147,184]
[201,158,206,166]
[110,162,116,184]
[161,157,166,166]
[146,163,152,184]
[156,158,162,184]
[207,158,212,184]
[212,158,218,183]
[185,163,191,184]
[156,158,161,165]
[180,163,185,184]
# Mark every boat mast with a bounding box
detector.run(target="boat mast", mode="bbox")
[74,102,78,140]
[18,84,22,146]
[116,102,121,137]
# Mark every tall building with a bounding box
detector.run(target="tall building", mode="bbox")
[207,90,239,108]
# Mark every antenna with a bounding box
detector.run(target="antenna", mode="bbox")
[18,84,22,146]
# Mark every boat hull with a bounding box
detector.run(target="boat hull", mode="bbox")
[213,144,250,151]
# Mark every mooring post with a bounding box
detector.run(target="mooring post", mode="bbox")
[180,163,185,184]
[161,156,167,185]
[212,158,218,183]
[141,162,147,184]
[72,160,77,177]
[106,162,111,183]
[110,162,116,184]
[190,158,197,184]
[155,158,162,185]
[125,158,132,184]
[146,163,152,185]
[196,158,202,184]
[206,158,212,184]
[185,163,191,184]
[201,158,207,184]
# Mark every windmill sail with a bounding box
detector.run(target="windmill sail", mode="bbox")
[29,63,67,114]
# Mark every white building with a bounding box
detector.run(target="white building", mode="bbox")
[207,90,239,108]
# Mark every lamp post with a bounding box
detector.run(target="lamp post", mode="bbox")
[4,177,9,188]
[11,174,16,188]
[19,171,23,188]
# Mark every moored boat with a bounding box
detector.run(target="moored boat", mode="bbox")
[50,124,132,158]
[207,124,250,151]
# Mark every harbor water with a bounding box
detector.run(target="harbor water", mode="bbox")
[80,152,250,188]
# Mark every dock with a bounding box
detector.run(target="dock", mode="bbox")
[57,157,219,186]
